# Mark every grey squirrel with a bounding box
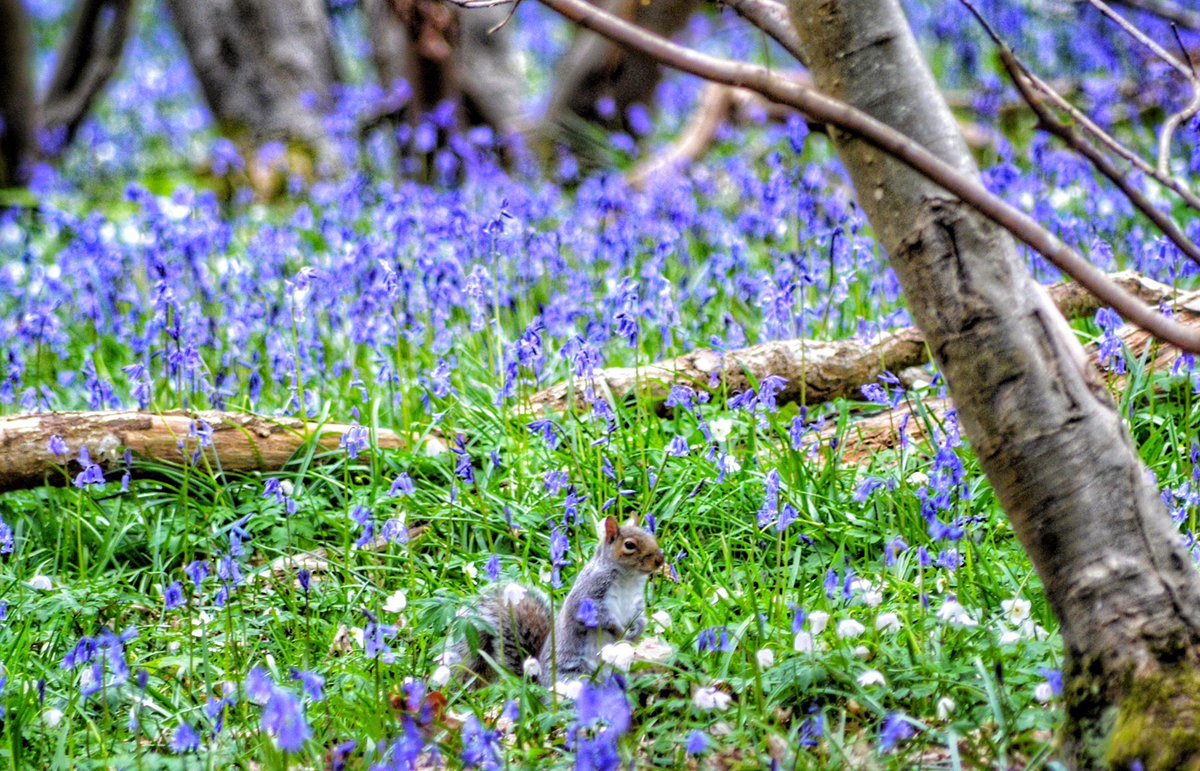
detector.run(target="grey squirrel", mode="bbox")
[453,515,664,686]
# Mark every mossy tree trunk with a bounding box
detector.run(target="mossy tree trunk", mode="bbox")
[788,0,1200,766]
[165,0,340,167]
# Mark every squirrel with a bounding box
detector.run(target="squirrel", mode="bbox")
[453,515,665,686]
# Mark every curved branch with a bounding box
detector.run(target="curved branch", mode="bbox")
[40,0,138,157]
[1109,0,1200,31]
[502,0,1200,352]
[721,0,807,65]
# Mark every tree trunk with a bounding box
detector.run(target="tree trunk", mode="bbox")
[538,0,696,155]
[788,0,1200,766]
[361,0,525,140]
[0,0,36,188]
[165,0,340,165]
[40,0,138,157]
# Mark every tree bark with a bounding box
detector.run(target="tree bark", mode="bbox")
[789,0,1200,766]
[40,0,138,157]
[820,288,1200,465]
[537,0,696,154]
[0,0,37,188]
[361,0,525,139]
[165,0,340,163]
[0,411,407,494]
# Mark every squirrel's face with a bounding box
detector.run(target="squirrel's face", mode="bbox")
[603,517,665,575]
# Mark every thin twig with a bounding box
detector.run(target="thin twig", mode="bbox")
[1023,66,1200,213]
[487,0,523,33]
[442,0,515,8]
[720,0,807,65]
[1157,24,1200,176]
[1084,0,1194,78]
[962,0,1200,267]
[529,0,1200,351]
[1109,0,1200,32]
[1159,85,1200,176]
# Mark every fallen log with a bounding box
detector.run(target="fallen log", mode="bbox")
[0,410,412,494]
[528,271,1180,414]
[824,288,1200,464]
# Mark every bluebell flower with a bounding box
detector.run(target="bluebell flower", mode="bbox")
[48,435,69,457]
[389,473,415,497]
[171,721,200,753]
[878,713,915,752]
[665,436,690,458]
[164,581,185,611]
[461,715,503,770]
[262,687,311,753]
[184,560,209,591]
[290,668,326,702]
[340,422,369,460]
[577,598,599,628]
[685,730,708,755]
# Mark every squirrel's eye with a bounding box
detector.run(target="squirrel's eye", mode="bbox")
[623,540,636,551]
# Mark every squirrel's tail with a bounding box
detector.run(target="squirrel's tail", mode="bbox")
[452,583,552,684]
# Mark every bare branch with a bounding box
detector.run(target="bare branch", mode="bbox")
[528,0,1200,352]
[628,82,734,189]
[1158,80,1200,176]
[1084,0,1195,78]
[962,0,1200,266]
[1023,67,1200,213]
[40,0,138,157]
[528,271,1178,414]
[1108,0,1200,32]
[721,0,807,65]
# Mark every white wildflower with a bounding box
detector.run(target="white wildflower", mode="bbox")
[463,563,478,580]
[501,583,528,605]
[554,679,582,700]
[793,631,814,653]
[651,610,672,630]
[853,645,871,659]
[28,575,53,591]
[836,619,866,639]
[857,670,886,687]
[633,637,674,664]
[42,709,64,728]
[875,612,902,633]
[937,598,978,628]
[755,649,775,669]
[863,589,883,608]
[522,657,542,679]
[998,628,1022,646]
[907,471,930,486]
[383,590,407,613]
[601,642,635,672]
[692,686,732,711]
[709,418,734,443]
[431,665,452,688]
[1001,598,1031,626]
[936,697,956,720]
[712,587,730,603]
[808,611,830,636]
[1034,682,1054,703]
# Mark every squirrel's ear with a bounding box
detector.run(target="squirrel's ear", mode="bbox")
[625,515,637,528]
[603,516,619,544]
